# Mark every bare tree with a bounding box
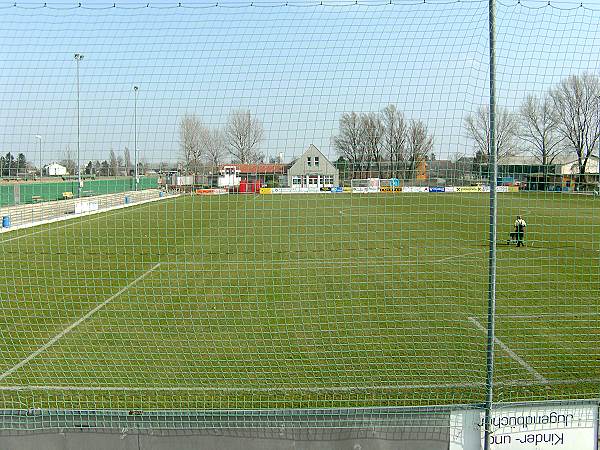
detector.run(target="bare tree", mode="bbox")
[60,145,76,175]
[225,110,264,164]
[333,112,363,178]
[381,104,408,179]
[123,147,132,176]
[138,158,148,176]
[359,112,385,176]
[179,114,202,176]
[550,73,600,177]
[407,120,433,179]
[109,149,119,176]
[201,126,226,170]
[464,105,519,164]
[519,93,564,188]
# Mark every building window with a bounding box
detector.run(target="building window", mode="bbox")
[307,157,312,167]
[323,175,334,185]
[314,156,319,167]
[292,176,302,185]
[308,175,318,185]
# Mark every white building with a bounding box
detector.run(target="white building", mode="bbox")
[287,145,339,190]
[45,162,67,177]
[559,155,599,175]
[218,166,241,188]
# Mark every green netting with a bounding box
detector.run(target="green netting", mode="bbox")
[0,0,599,438]
[0,177,159,204]
[18,181,77,203]
[0,185,14,207]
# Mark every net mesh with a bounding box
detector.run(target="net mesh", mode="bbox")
[0,0,598,431]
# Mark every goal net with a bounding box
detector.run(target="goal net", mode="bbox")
[0,0,598,440]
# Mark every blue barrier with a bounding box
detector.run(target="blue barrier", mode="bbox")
[2,216,10,228]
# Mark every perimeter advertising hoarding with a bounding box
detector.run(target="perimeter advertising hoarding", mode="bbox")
[403,186,429,193]
[450,403,597,450]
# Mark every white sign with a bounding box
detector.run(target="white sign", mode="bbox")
[74,201,98,214]
[403,186,429,193]
[450,404,597,450]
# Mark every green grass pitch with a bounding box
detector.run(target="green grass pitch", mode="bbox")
[0,192,598,410]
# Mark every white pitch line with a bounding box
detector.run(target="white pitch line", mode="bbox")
[0,383,482,393]
[0,263,162,382]
[467,316,548,384]
[494,312,600,319]
[2,377,595,393]
[157,249,488,267]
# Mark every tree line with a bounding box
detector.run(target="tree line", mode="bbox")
[332,105,434,179]
[464,72,600,179]
[179,109,265,176]
[0,153,27,177]
[80,147,145,177]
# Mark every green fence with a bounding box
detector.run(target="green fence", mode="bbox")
[18,181,78,204]
[0,185,14,207]
[0,177,159,207]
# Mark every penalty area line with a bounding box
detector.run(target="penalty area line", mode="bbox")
[1,378,596,392]
[467,316,548,384]
[0,263,162,382]
[0,383,483,393]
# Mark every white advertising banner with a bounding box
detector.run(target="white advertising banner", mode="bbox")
[403,186,429,193]
[450,404,597,450]
[74,201,99,214]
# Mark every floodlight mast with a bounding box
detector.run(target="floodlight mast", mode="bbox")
[74,53,84,197]
[133,85,139,191]
[34,135,42,179]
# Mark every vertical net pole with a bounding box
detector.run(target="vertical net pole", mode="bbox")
[134,85,139,191]
[484,0,498,447]
[75,53,83,198]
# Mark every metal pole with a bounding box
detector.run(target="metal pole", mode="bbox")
[35,135,42,179]
[134,85,139,191]
[597,97,600,175]
[74,53,84,198]
[484,0,498,447]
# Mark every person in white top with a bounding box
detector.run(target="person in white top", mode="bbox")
[514,215,527,247]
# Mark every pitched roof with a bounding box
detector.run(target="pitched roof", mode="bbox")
[220,164,287,174]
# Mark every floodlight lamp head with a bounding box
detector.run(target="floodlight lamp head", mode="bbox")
[133,85,139,91]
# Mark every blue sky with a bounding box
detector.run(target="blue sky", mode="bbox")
[0,0,599,166]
